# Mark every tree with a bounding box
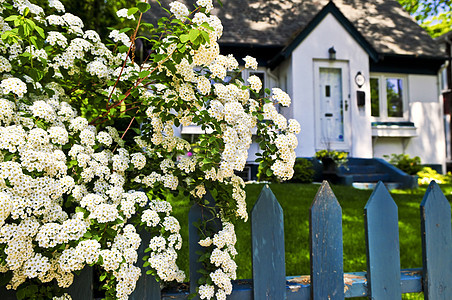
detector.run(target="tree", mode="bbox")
[398,0,452,37]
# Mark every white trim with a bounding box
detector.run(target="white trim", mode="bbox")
[370,73,409,122]
[313,60,351,151]
[371,125,417,137]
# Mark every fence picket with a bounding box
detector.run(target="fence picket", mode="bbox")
[420,181,452,299]
[251,185,286,299]
[310,181,344,299]
[130,230,161,300]
[364,182,402,299]
[67,266,93,299]
[188,190,222,298]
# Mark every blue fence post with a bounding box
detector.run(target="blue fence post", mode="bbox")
[129,229,161,300]
[364,182,402,299]
[67,266,93,300]
[188,190,221,299]
[251,185,286,299]
[420,181,452,299]
[310,181,344,299]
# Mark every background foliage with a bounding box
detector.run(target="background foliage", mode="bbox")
[398,0,452,37]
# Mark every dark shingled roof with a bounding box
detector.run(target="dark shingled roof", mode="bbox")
[144,0,439,57]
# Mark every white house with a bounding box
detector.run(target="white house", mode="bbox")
[436,31,452,171]
[147,0,447,174]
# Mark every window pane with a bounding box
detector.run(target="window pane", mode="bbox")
[386,78,403,118]
[370,78,380,117]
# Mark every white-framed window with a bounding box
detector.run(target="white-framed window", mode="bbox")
[370,73,408,120]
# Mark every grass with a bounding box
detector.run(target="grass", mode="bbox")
[168,183,452,298]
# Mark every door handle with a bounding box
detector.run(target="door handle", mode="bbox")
[325,113,333,117]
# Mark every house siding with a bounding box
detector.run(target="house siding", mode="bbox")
[373,74,445,171]
[288,13,372,158]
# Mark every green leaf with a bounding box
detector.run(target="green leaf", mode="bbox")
[266,168,273,177]
[188,293,197,300]
[189,28,199,43]
[139,70,150,78]
[29,35,38,49]
[127,7,139,16]
[180,34,189,43]
[118,45,130,52]
[99,272,107,281]
[197,277,206,284]
[35,26,46,39]
[75,207,87,214]
[4,15,18,22]
[137,2,151,13]
[29,68,43,82]
[200,30,210,43]
[4,152,15,162]
[119,27,133,34]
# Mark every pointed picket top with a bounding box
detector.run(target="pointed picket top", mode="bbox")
[310,181,344,299]
[251,184,286,300]
[364,182,402,299]
[188,190,222,298]
[310,180,343,217]
[420,181,452,299]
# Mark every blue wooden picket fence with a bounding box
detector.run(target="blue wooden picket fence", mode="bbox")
[160,181,452,299]
[1,181,450,299]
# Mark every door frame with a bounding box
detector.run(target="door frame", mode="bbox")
[313,60,351,152]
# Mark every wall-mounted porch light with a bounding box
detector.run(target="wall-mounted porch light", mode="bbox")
[328,46,336,60]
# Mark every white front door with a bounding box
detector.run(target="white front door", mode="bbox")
[314,61,350,151]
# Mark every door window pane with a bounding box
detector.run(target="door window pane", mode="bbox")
[386,78,403,118]
[370,78,380,117]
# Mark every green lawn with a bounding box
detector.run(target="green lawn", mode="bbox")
[169,183,452,298]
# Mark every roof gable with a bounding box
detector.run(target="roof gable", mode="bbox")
[270,1,379,67]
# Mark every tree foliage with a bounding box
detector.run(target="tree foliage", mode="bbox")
[398,0,452,37]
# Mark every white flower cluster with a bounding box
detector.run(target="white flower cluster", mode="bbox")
[169,1,189,21]
[116,8,135,20]
[142,199,185,283]
[198,221,238,300]
[243,55,258,70]
[0,78,27,98]
[272,87,291,106]
[247,75,262,93]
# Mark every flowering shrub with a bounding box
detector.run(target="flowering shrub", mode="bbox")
[0,0,299,299]
[417,167,451,185]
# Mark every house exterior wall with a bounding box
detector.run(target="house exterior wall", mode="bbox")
[372,74,446,171]
[287,13,372,158]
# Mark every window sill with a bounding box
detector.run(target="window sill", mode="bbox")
[371,122,417,137]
